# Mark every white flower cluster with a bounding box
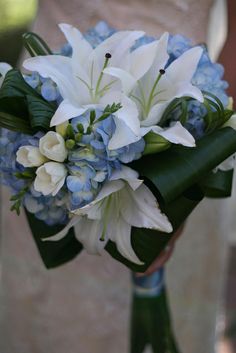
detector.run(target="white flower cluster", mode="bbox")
[16,131,68,196]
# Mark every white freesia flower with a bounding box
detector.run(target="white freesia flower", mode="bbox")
[34,161,67,196]
[23,23,144,136]
[16,146,47,167]
[43,166,172,265]
[103,33,203,149]
[39,131,68,162]
[0,62,12,87]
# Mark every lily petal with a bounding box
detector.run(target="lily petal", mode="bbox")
[143,32,169,83]
[120,184,173,232]
[95,30,144,68]
[110,165,143,190]
[23,55,78,102]
[108,118,141,150]
[111,217,144,265]
[173,82,204,102]
[141,121,196,147]
[76,180,124,219]
[103,67,137,94]
[166,46,203,84]
[50,99,87,126]
[75,217,107,254]
[141,101,170,127]
[101,91,141,149]
[59,23,93,64]
[129,40,161,80]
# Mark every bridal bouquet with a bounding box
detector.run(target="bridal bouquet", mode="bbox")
[0,22,236,272]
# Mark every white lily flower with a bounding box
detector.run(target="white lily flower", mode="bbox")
[23,23,144,132]
[42,166,172,265]
[34,161,67,196]
[0,62,12,87]
[104,33,204,149]
[16,146,47,167]
[39,131,68,162]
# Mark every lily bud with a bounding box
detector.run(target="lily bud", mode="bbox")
[144,131,171,155]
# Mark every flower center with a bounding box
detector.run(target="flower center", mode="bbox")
[77,53,116,104]
[131,69,166,119]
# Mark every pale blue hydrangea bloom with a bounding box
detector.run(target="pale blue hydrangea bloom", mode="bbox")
[24,72,60,102]
[67,110,145,209]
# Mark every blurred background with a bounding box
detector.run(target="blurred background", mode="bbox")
[0,1,236,353]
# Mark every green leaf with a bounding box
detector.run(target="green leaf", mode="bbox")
[26,95,56,131]
[132,127,236,204]
[200,169,234,198]
[23,32,53,57]
[25,210,83,269]
[131,289,180,353]
[144,132,171,155]
[106,127,236,272]
[0,111,32,134]
[0,69,56,132]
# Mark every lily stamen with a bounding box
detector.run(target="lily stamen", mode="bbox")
[94,53,112,101]
[144,68,166,116]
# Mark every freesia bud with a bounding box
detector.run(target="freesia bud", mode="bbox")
[39,131,68,162]
[34,162,67,196]
[16,146,47,167]
[56,121,69,137]
[144,132,171,155]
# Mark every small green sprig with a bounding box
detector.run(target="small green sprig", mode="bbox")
[14,169,36,180]
[95,103,122,123]
[10,186,29,215]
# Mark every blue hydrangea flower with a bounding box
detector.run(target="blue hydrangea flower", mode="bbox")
[66,109,145,209]
[24,73,60,102]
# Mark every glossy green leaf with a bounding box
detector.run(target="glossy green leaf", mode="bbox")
[0,69,56,132]
[132,127,236,204]
[131,289,180,353]
[200,169,234,198]
[27,95,56,130]
[25,210,83,269]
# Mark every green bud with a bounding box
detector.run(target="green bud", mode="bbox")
[144,132,171,155]
[65,139,76,150]
[86,126,92,134]
[75,132,82,142]
[90,110,96,124]
[66,124,75,139]
[56,121,69,137]
[77,123,84,133]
